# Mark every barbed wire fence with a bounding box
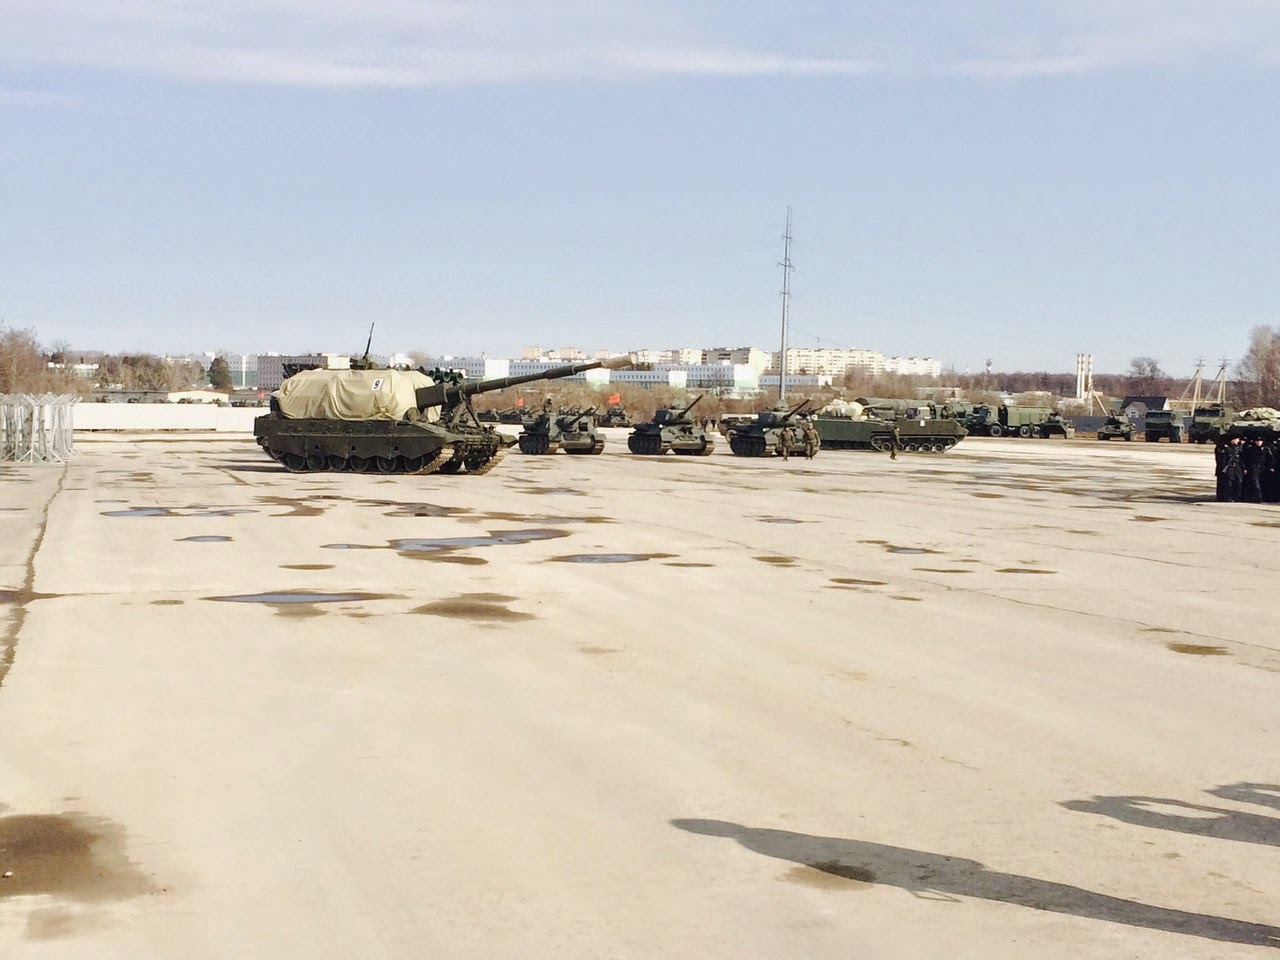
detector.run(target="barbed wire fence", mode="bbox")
[0,394,78,463]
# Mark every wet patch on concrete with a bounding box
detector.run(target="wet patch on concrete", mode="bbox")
[519,487,588,497]
[1250,520,1280,528]
[782,862,876,888]
[891,595,923,602]
[412,593,534,621]
[913,567,972,574]
[830,578,886,586]
[281,564,335,571]
[176,535,232,543]
[1167,642,1229,656]
[996,568,1057,575]
[149,599,184,606]
[550,553,677,564]
[664,562,713,567]
[860,540,939,555]
[970,492,1006,499]
[1131,515,1168,523]
[253,496,323,518]
[321,543,380,550]
[392,529,571,555]
[1066,529,1100,536]
[100,507,177,518]
[1143,627,1178,634]
[755,517,808,524]
[754,556,796,565]
[0,589,60,604]
[206,590,394,605]
[0,812,155,903]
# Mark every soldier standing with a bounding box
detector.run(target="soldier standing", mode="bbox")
[889,424,901,461]
[1214,438,1230,501]
[1243,437,1274,503]
[1223,436,1245,502]
[802,418,819,459]
[778,425,793,461]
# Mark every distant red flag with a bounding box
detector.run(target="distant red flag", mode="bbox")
[515,397,525,407]
[608,393,621,405]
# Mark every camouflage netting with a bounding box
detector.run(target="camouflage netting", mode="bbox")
[1237,407,1279,421]
[275,369,440,422]
[816,399,865,418]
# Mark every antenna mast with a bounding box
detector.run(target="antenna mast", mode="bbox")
[778,207,793,403]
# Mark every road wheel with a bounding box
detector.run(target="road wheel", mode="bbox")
[988,424,1003,437]
[1018,425,1033,438]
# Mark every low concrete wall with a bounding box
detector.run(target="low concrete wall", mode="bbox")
[74,404,262,433]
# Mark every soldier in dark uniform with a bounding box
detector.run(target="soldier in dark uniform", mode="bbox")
[1222,436,1245,502]
[777,425,793,461]
[1214,438,1230,501]
[889,424,901,461]
[1243,437,1274,503]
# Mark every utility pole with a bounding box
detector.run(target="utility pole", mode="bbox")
[778,207,793,403]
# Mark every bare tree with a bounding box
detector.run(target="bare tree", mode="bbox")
[1127,357,1167,396]
[1236,325,1280,408]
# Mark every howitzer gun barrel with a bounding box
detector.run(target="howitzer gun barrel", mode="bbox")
[414,356,631,410]
[676,394,705,419]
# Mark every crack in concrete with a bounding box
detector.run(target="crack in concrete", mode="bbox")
[0,465,66,690]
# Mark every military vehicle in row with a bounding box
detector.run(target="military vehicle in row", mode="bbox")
[1096,413,1135,440]
[1188,404,1236,444]
[517,405,606,455]
[727,399,815,457]
[627,395,715,455]
[599,405,632,428]
[966,404,1075,439]
[1143,409,1185,443]
[254,357,628,474]
[811,398,967,453]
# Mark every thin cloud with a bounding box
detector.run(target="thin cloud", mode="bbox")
[0,1,1277,90]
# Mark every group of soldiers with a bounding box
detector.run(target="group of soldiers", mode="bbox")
[776,417,821,461]
[1215,435,1280,502]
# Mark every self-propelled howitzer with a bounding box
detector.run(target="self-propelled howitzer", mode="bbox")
[726,398,815,457]
[254,357,630,474]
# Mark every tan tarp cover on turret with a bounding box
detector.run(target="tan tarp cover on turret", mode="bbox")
[274,369,439,421]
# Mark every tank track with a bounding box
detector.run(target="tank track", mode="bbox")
[262,437,509,475]
[728,434,769,457]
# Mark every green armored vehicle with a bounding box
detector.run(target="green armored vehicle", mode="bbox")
[1189,404,1236,444]
[812,399,967,453]
[254,358,626,474]
[599,405,632,428]
[1143,409,1185,442]
[517,405,606,455]
[966,404,1073,438]
[1096,413,1135,440]
[727,399,815,457]
[627,395,715,455]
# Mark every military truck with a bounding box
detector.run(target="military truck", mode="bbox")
[1188,404,1236,444]
[966,404,1072,438]
[1143,409,1185,443]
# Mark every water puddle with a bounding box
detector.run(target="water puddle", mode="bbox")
[549,553,676,564]
[280,564,334,570]
[970,492,1005,499]
[664,562,713,568]
[1167,642,1229,656]
[830,578,886,586]
[176,535,232,543]
[1131,516,1168,523]
[996,568,1057,575]
[519,487,587,497]
[150,599,184,605]
[754,556,795,565]
[892,595,923,602]
[782,862,876,889]
[860,540,939,555]
[0,589,60,603]
[205,591,393,604]
[390,529,571,554]
[0,812,155,903]
[913,568,972,574]
[412,593,534,621]
[755,517,807,524]
[101,507,176,518]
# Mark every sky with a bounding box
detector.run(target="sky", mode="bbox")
[2,1,1278,375]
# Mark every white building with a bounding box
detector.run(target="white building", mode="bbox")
[884,356,942,377]
[771,347,886,377]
